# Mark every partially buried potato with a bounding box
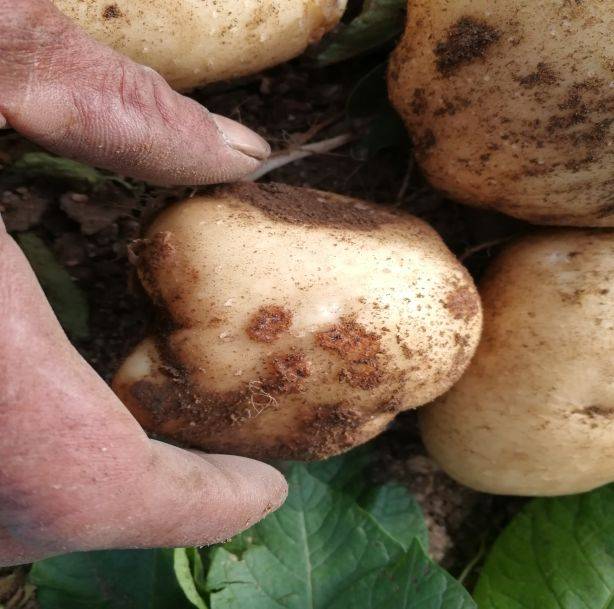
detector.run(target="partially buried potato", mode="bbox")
[420,230,614,496]
[53,0,347,90]
[388,0,614,226]
[113,183,482,460]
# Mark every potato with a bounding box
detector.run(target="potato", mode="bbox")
[420,230,614,496]
[112,183,482,460]
[388,0,614,227]
[53,0,347,90]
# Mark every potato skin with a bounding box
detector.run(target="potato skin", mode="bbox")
[420,230,614,496]
[113,183,482,460]
[388,0,614,227]
[52,0,347,90]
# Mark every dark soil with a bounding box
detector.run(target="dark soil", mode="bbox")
[0,10,527,599]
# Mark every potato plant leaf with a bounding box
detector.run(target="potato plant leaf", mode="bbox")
[474,484,614,608]
[318,0,406,65]
[30,550,193,609]
[359,483,429,551]
[174,549,208,609]
[303,450,428,549]
[16,232,89,340]
[206,463,474,609]
[10,152,132,191]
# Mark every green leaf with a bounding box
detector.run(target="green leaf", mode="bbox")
[174,549,208,609]
[360,483,429,551]
[328,540,477,609]
[318,0,406,65]
[474,484,614,609]
[30,550,193,609]
[16,233,89,340]
[294,450,428,549]
[10,152,132,190]
[206,462,474,609]
[301,446,375,498]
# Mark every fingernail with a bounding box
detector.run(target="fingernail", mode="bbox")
[211,114,271,161]
[0,113,7,129]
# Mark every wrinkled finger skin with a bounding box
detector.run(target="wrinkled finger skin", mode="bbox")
[0,0,270,185]
[0,218,287,567]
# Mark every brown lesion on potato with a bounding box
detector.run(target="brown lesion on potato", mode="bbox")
[547,108,589,132]
[574,405,614,419]
[433,96,471,117]
[516,63,559,88]
[130,362,266,435]
[102,4,123,19]
[413,129,437,156]
[131,333,257,430]
[558,79,603,110]
[246,305,292,343]
[182,400,373,461]
[443,285,480,322]
[265,351,311,394]
[564,155,597,172]
[288,403,367,460]
[447,332,473,380]
[396,335,413,360]
[411,88,428,116]
[596,203,614,219]
[544,79,613,157]
[316,317,385,390]
[206,316,226,328]
[130,331,309,436]
[378,394,403,414]
[131,232,175,304]
[434,17,501,76]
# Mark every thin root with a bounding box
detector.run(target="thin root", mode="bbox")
[245,133,355,181]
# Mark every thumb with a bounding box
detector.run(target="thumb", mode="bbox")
[0,0,269,185]
[106,442,288,550]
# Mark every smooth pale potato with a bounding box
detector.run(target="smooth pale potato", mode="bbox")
[53,0,347,90]
[420,230,614,496]
[388,0,614,227]
[113,183,482,460]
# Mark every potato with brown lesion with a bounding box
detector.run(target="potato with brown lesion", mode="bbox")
[388,0,614,227]
[420,230,614,496]
[113,183,482,460]
[52,0,347,90]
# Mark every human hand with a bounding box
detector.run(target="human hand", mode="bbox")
[0,0,286,568]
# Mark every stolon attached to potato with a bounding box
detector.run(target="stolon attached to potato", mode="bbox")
[113,184,482,460]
